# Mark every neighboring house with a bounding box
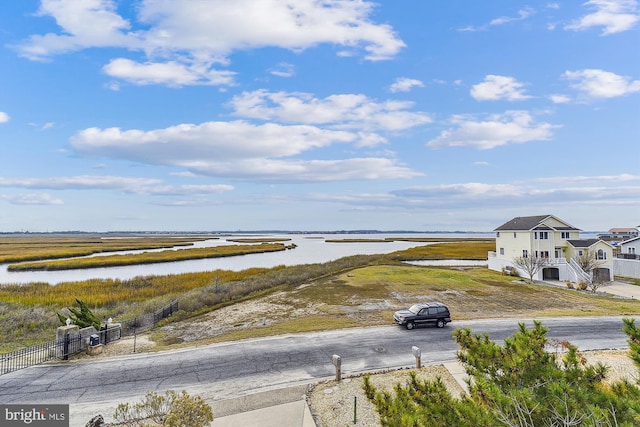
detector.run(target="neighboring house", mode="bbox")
[487,214,614,282]
[615,236,640,279]
[618,236,640,259]
[597,227,639,247]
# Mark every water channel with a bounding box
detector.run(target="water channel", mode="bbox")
[0,233,494,285]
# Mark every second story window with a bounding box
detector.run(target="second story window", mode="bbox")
[561,232,571,239]
[523,249,528,258]
[596,249,607,260]
[534,231,549,240]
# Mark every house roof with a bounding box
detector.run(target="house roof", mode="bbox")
[494,215,581,232]
[567,239,613,249]
[620,236,640,245]
[609,228,638,233]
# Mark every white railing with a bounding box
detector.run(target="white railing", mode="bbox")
[568,258,591,284]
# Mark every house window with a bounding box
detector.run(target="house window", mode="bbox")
[523,249,528,258]
[500,248,504,255]
[578,250,584,256]
[496,232,500,238]
[513,232,517,238]
[535,251,550,258]
[534,231,549,240]
[630,248,636,254]
[561,232,571,239]
[596,249,607,260]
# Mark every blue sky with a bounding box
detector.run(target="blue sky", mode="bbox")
[0,0,638,232]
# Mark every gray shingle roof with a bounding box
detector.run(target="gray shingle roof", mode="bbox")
[494,215,581,232]
[567,239,599,248]
[495,215,551,231]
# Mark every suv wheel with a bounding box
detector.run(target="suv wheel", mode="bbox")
[436,319,445,328]
[405,322,415,330]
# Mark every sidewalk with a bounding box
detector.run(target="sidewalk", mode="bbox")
[541,279,639,299]
[213,399,315,427]
[210,384,315,427]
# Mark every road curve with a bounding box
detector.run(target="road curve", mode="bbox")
[0,316,632,408]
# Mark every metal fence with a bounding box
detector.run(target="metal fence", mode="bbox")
[0,299,179,376]
[0,334,82,376]
[121,300,179,337]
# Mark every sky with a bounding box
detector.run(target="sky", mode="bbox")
[0,0,639,233]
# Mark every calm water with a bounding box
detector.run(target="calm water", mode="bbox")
[0,233,493,285]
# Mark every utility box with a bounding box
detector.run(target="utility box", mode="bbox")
[89,334,100,346]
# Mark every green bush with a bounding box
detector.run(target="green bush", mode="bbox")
[365,319,640,427]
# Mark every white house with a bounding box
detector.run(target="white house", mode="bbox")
[487,214,614,282]
[615,236,640,279]
[619,236,640,258]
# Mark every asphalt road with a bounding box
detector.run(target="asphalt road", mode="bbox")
[0,316,632,409]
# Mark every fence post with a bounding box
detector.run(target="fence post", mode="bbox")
[56,323,79,359]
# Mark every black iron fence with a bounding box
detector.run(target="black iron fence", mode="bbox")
[121,299,179,337]
[617,253,640,260]
[0,299,178,376]
[0,334,82,376]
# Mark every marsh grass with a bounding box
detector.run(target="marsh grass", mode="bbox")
[391,240,494,260]
[8,243,286,271]
[0,254,382,352]
[0,234,210,263]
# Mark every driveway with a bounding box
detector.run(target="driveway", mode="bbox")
[541,279,639,299]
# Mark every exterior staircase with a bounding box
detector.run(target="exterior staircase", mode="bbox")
[568,258,592,284]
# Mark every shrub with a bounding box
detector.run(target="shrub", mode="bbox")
[566,281,575,289]
[111,390,213,426]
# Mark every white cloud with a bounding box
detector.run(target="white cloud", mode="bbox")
[565,0,639,35]
[228,90,432,132]
[178,157,422,182]
[389,181,640,208]
[70,121,421,182]
[458,7,535,31]
[0,176,234,198]
[536,173,640,184]
[0,112,9,123]
[128,184,234,196]
[102,58,236,87]
[389,77,424,93]
[564,69,640,98]
[470,75,531,101]
[0,175,162,190]
[489,7,536,26]
[427,111,557,150]
[269,63,295,78]
[1,193,64,205]
[15,0,405,86]
[549,94,572,103]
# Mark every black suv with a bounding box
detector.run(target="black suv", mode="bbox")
[393,302,451,330]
